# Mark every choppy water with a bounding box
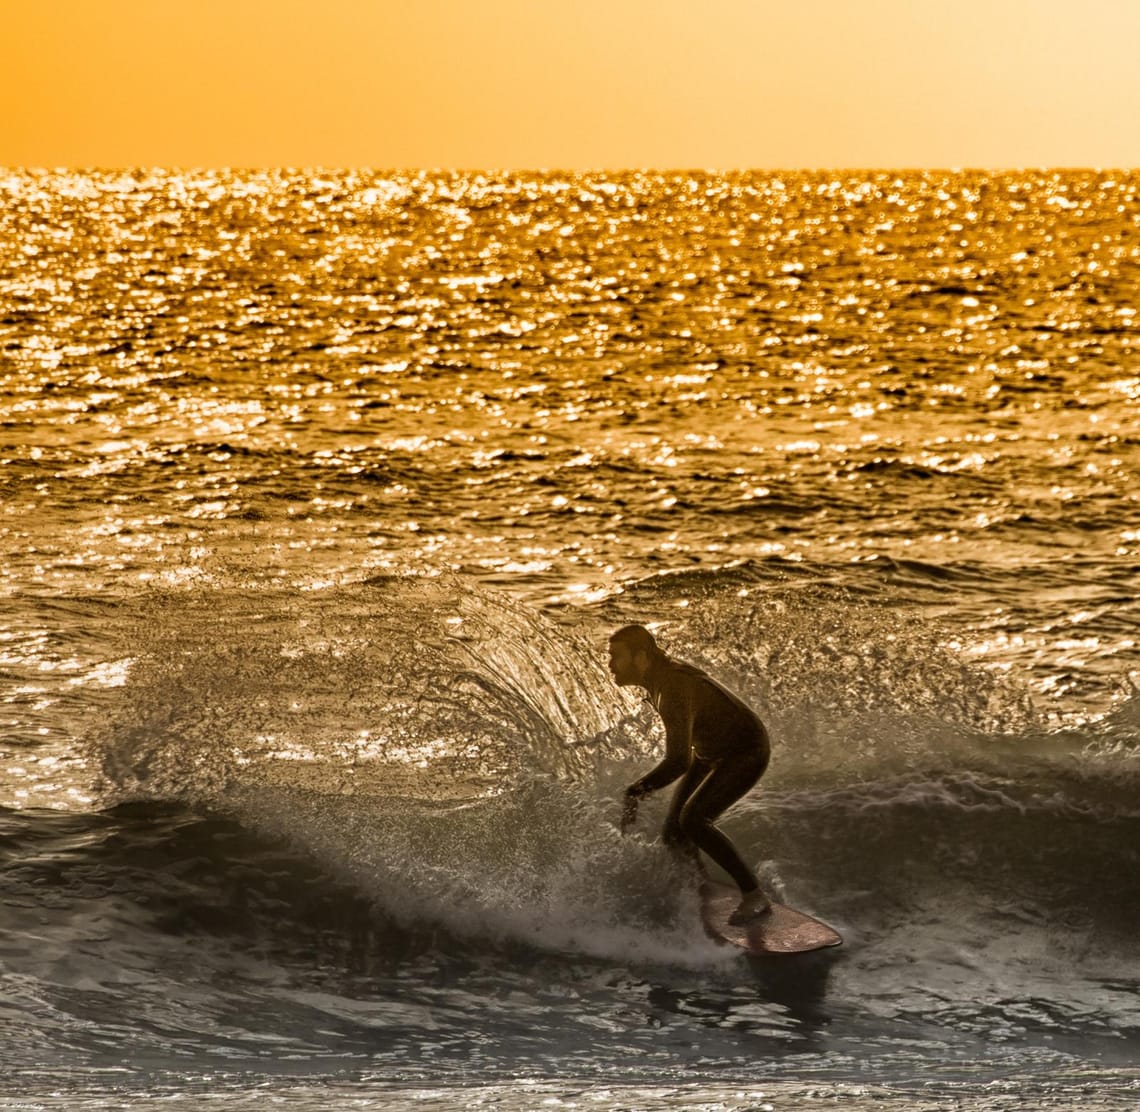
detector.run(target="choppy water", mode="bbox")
[1,169,1138,1109]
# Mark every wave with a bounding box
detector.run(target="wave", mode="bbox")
[5,731,1137,974]
[65,572,1136,970]
[3,782,1135,1092]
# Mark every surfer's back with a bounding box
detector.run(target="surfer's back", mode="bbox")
[661,656,769,764]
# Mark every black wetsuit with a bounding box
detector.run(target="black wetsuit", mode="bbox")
[627,656,769,892]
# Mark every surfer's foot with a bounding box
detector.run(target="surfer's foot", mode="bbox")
[728,888,771,925]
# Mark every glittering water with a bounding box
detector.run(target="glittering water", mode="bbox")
[1,170,1138,1108]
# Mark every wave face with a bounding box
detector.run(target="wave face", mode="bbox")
[2,170,1138,1108]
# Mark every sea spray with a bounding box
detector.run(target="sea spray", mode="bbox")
[90,574,641,806]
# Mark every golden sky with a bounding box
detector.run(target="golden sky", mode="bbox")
[4,0,1139,168]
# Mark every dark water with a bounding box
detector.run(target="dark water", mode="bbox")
[1,170,1138,1108]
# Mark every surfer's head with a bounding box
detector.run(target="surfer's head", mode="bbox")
[608,624,662,687]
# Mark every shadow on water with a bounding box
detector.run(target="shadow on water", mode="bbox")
[642,948,841,1054]
[745,948,841,1029]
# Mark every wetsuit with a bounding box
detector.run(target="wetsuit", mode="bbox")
[626,655,769,892]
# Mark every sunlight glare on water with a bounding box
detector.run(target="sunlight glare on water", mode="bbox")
[1,169,1138,1109]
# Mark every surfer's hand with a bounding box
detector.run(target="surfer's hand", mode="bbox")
[620,790,639,833]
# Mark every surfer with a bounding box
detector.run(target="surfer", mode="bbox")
[609,624,771,924]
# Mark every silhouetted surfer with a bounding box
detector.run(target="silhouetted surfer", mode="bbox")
[609,624,771,924]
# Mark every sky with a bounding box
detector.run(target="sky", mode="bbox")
[3,0,1139,169]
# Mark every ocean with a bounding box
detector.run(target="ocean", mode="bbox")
[1,168,1137,1109]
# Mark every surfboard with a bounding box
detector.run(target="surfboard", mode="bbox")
[700,881,842,955]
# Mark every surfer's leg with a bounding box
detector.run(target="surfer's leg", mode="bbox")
[677,753,766,894]
[660,759,709,866]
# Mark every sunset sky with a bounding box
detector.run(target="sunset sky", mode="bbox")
[4,0,1139,169]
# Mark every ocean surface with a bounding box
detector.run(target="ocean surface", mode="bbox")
[1,168,1138,1110]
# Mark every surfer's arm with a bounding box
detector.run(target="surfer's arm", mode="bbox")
[625,752,687,800]
[620,752,686,832]
[621,686,691,828]
[629,683,692,792]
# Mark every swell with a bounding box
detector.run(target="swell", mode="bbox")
[2,750,1136,969]
[0,802,384,967]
